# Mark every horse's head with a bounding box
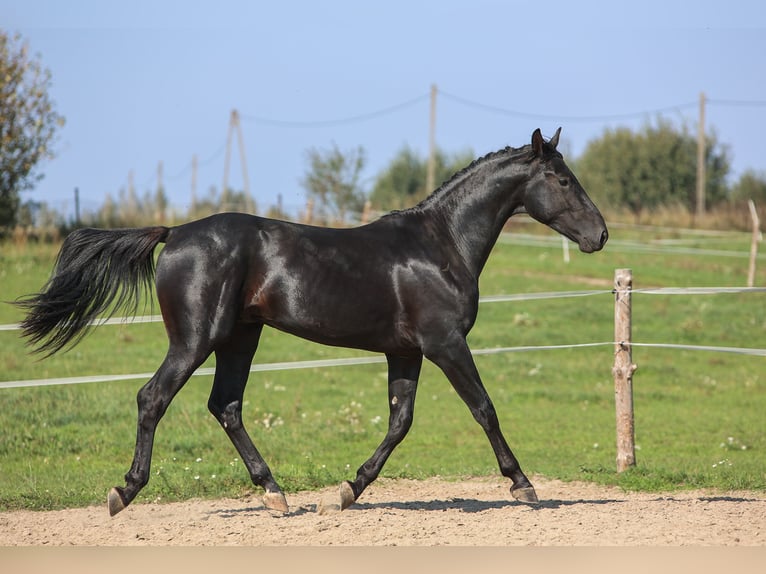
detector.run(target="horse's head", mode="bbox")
[521,128,608,253]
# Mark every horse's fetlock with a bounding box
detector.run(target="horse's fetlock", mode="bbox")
[124,469,149,490]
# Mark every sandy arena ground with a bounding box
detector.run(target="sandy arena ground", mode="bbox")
[1,475,764,546]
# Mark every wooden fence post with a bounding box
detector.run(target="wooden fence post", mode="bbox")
[747,200,761,288]
[613,268,637,472]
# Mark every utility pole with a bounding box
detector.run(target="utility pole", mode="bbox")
[191,154,198,214]
[222,109,254,213]
[156,160,165,223]
[426,83,437,195]
[235,111,253,212]
[223,112,233,207]
[695,91,706,220]
[74,187,80,226]
[157,160,163,194]
[128,169,135,197]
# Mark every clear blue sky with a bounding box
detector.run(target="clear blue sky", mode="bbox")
[5,0,766,220]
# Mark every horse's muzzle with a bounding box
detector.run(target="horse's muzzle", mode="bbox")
[579,228,609,253]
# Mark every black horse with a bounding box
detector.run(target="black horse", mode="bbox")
[17,128,607,516]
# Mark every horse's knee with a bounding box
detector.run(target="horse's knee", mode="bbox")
[209,399,243,431]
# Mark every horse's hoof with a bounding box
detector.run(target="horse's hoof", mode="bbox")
[107,487,128,517]
[262,491,289,514]
[511,485,540,505]
[317,482,356,515]
[340,481,356,511]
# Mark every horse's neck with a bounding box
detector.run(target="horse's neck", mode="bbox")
[424,155,530,277]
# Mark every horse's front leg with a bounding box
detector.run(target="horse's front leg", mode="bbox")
[425,335,539,504]
[318,353,423,513]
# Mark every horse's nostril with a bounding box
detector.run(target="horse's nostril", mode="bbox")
[600,229,609,247]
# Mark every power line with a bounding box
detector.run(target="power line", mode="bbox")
[229,92,766,129]
[439,90,699,123]
[75,90,766,211]
[238,92,430,127]
[708,98,766,107]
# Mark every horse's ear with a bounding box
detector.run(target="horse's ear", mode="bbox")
[532,128,544,156]
[549,127,562,150]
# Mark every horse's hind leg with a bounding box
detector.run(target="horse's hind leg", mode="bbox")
[207,323,288,513]
[108,346,206,516]
[319,353,423,513]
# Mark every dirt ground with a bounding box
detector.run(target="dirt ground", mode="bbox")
[1,475,764,546]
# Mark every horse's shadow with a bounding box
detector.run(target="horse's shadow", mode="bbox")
[208,496,622,518]
[348,497,622,513]
[209,493,764,519]
[664,495,762,504]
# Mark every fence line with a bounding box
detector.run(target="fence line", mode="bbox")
[499,232,765,260]
[0,314,164,332]
[2,339,764,390]
[629,342,766,356]
[2,287,764,332]
[631,286,766,295]
[2,282,763,389]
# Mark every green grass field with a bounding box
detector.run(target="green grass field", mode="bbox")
[1,220,764,510]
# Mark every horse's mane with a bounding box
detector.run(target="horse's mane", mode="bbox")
[381,144,534,219]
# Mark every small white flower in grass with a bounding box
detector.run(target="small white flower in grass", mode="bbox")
[194,475,200,480]
[528,364,542,376]
[720,436,748,451]
[211,474,216,479]
[196,457,202,463]
[260,413,284,429]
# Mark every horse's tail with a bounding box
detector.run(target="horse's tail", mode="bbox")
[14,226,170,356]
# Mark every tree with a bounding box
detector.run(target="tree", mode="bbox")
[369,145,474,211]
[301,143,367,224]
[575,119,730,218]
[0,32,65,230]
[730,170,766,206]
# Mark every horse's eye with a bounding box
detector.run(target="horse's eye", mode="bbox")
[558,178,569,187]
